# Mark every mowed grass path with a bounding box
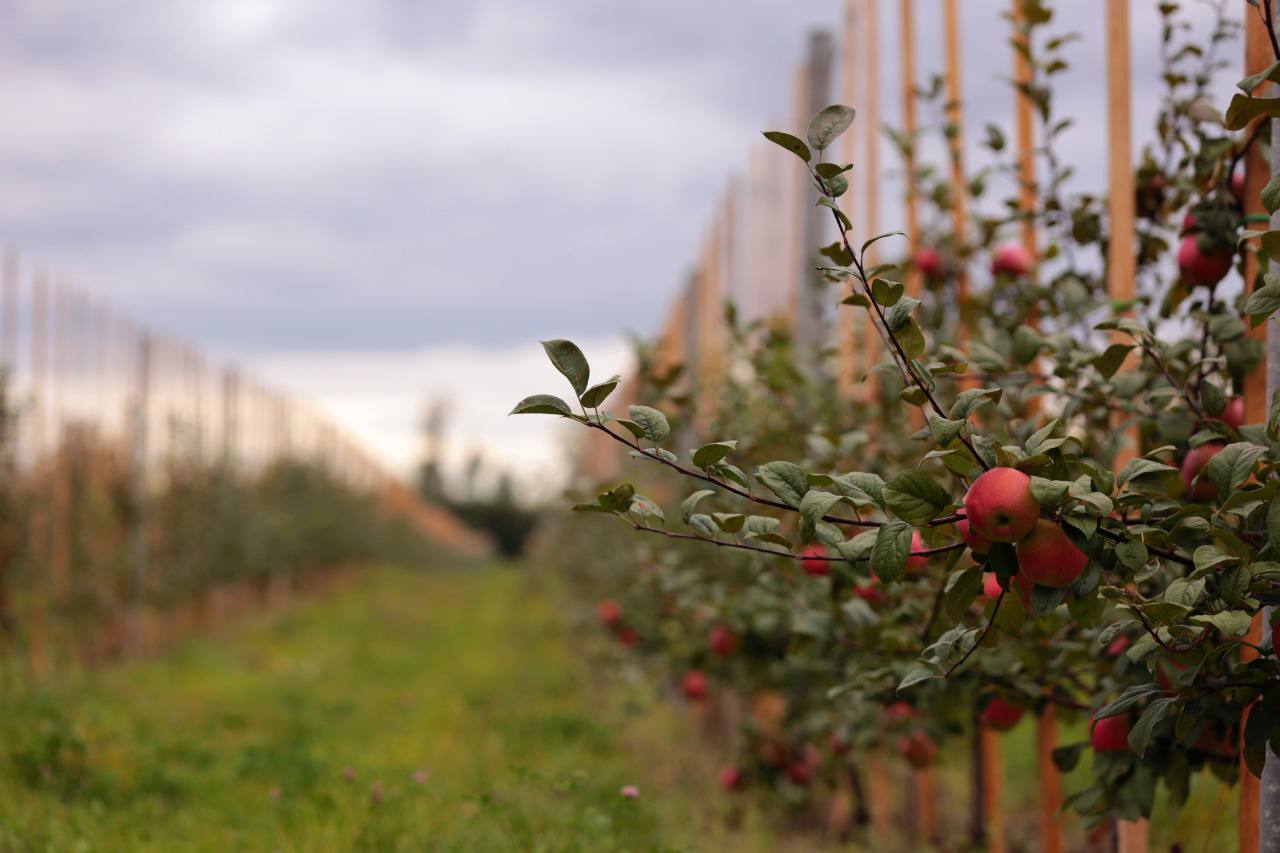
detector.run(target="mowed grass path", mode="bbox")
[0,566,708,852]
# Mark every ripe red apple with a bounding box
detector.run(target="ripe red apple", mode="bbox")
[616,626,638,648]
[801,543,831,577]
[1231,169,1246,204]
[964,467,1039,543]
[906,530,930,572]
[718,766,745,791]
[982,572,1003,600]
[786,758,814,786]
[1106,634,1131,657]
[1177,234,1233,287]
[708,625,739,656]
[899,729,939,767]
[1222,396,1245,429]
[885,701,918,724]
[597,599,622,626]
[958,518,992,554]
[1015,519,1088,588]
[1180,442,1223,501]
[991,243,1034,277]
[1090,713,1132,753]
[681,670,709,701]
[979,696,1025,732]
[915,247,945,279]
[852,581,888,607]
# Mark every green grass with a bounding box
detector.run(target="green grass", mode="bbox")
[0,565,1240,852]
[0,566,711,852]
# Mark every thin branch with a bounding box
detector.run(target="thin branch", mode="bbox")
[945,590,1004,677]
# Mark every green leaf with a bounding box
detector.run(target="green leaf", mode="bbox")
[807,105,856,151]
[680,490,715,524]
[688,513,718,537]
[510,394,574,416]
[885,297,921,332]
[1029,477,1071,509]
[711,512,744,534]
[927,414,966,447]
[949,387,1003,419]
[612,419,647,439]
[596,483,635,513]
[872,278,903,306]
[1117,457,1177,487]
[870,521,912,583]
[883,470,951,525]
[762,131,811,162]
[1190,610,1253,637]
[1263,172,1280,216]
[897,662,943,692]
[579,375,621,408]
[1128,697,1177,757]
[756,461,811,508]
[1238,58,1280,94]
[1095,684,1164,722]
[540,339,590,396]
[627,494,665,524]
[1205,442,1266,496]
[831,472,885,507]
[1223,93,1280,130]
[708,462,749,489]
[627,405,670,443]
[1114,540,1149,570]
[1094,343,1134,380]
[1268,499,1280,551]
[798,490,846,542]
[1244,280,1280,327]
[691,440,738,468]
[943,566,984,622]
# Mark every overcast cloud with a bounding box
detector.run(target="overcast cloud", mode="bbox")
[0,1,1242,487]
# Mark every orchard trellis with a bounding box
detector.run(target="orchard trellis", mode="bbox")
[0,249,483,677]
[518,0,1280,850]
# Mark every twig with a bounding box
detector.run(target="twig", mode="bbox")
[945,590,1004,677]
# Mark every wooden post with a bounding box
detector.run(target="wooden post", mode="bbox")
[943,0,972,334]
[838,0,861,398]
[1037,705,1063,853]
[900,0,920,299]
[1012,1,1038,262]
[1240,11,1272,853]
[862,0,882,395]
[1107,4,1147,849]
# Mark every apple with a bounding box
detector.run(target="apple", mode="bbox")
[983,571,1032,604]
[786,758,814,786]
[617,627,638,648]
[907,530,930,572]
[1106,634,1131,657]
[1222,396,1245,429]
[1231,169,1246,204]
[1015,519,1088,588]
[958,518,992,554]
[681,670,709,701]
[718,766,745,791]
[899,729,939,767]
[597,599,622,626]
[802,543,831,577]
[915,247,945,279]
[964,467,1040,543]
[978,696,1025,732]
[709,625,739,656]
[1180,442,1223,501]
[1090,713,1131,753]
[885,701,918,723]
[991,243,1034,278]
[852,581,888,607]
[1177,234,1233,287]
[828,732,851,755]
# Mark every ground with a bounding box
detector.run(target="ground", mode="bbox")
[0,564,1238,851]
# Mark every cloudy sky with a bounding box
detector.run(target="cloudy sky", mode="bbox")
[0,1,1241,495]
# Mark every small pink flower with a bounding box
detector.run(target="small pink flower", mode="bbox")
[620,785,640,798]
[412,769,428,784]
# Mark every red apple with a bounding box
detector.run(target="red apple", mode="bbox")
[827,732,850,755]
[979,696,1025,732]
[616,626,638,648]
[681,670,708,701]
[1231,169,1246,204]
[801,543,831,577]
[991,243,1034,277]
[907,530,930,572]
[958,518,992,554]
[709,625,739,656]
[1015,519,1088,588]
[899,729,939,767]
[852,581,888,607]
[597,599,622,626]
[1090,713,1131,753]
[1180,442,1223,501]
[718,766,745,791]
[786,759,813,786]
[915,247,945,279]
[1178,234,1233,287]
[982,572,1003,600]
[885,701,918,723]
[1106,634,1131,657]
[1222,396,1245,429]
[964,467,1040,543]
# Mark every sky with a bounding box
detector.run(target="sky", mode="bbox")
[0,1,1242,497]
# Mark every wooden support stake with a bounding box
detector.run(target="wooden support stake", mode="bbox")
[1240,11,1272,853]
[862,0,882,396]
[838,0,861,398]
[943,0,972,359]
[1037,706,1063,853]
[900,0,920,299]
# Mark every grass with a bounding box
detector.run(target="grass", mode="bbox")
[0,564,1241,851]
